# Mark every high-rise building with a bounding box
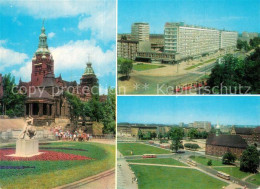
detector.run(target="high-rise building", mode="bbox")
[193,121,211,132]
[164,22,237,60]
[131,23,150,41]
[219,31,238,50]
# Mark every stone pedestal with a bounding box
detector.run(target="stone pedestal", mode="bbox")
[15,139,39,157]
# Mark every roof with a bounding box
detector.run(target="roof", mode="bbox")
[40,73,59,87]
[234,127,254,135]
[254,126,260,134]
[83,63,95,76]
[206,134,248,149]
[28,90,53,100]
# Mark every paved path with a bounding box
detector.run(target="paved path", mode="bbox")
[53,168,115,189]
[242,174,254,181]
[128,162,193,169]
[117,151,138,189]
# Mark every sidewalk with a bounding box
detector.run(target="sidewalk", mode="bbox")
[117,151,138,189]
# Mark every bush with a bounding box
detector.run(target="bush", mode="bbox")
[184,143,200,150]
[222,152,236,165]
[207,160,212,166]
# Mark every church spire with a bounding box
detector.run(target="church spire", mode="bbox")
[38,19,48,49]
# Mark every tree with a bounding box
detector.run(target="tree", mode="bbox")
[65,92,84,128]
[121,35,127,40]
[2,74,26,117]
[249,37,260,49]
[168,127,184,152]
[102,88,116,134]
[240,146,260,173]
[237,39,250,51]
[207,49,260,94]
[188,128,198,139]
[222,152,236,165]
[138,129,143,140]
[118,57,133,80]
[207,160,212,166]
[151,132,157,140]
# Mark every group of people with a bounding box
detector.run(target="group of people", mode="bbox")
[51,126,90,141]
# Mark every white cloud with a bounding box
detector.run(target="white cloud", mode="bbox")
[49,40,115,77]
[0,0,115,19]
[11,61,32,81]
[48,32,55,39]
[0,46,29,71]
[0,0,116,41]
[78,9,116,41]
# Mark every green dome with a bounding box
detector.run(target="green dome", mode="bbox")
[83,62,95,75]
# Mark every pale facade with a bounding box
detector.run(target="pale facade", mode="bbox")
[131,23,150,41]
[117,39,139,60]
[220,31,238,49]
[164,22,237,60]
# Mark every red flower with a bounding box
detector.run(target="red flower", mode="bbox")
[0,149,92,161]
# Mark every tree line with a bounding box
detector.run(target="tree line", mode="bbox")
[207,47,260,94]
[65,88,116,134]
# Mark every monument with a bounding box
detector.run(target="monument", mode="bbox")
[12,117,40,157]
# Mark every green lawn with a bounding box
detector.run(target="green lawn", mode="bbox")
[246,174,260,186]
[130,165,228,189]
[214,167,251,179]
[127,158,186,166]
[190,156,224,166]
[0,142,115,189]
[118,143,171,156]
[133,64,165,71]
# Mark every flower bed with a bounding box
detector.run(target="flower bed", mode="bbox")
[0,149,92,161]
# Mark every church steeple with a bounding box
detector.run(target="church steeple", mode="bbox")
[38,20,48,49]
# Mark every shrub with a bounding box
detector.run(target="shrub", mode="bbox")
[222,152,236,165]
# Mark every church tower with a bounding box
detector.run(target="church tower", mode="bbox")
[31,21,54,86]
[80,61,99,100]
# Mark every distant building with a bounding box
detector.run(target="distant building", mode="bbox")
[188,123,193,128]
[149,34,164,52]
[219,31,238,50]
[117,39,139,60]
[206,134,248,158]
[231,126,260,144]
[117,124,157,138]
[239,32,259,43]
[193,121,211,132]
[131,23,150,41]
[179,122,184,127]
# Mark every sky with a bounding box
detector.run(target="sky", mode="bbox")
[118,0,260,34]
[117,96,260,126]
[0,0,116,94]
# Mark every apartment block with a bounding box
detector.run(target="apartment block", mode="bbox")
[219,31,238,49]
[164,22,238,60]
[117,39,139,60]
[131,23,150,41]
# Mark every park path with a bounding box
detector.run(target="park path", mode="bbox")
[242,174,254,181]
[128,162,193,169]
[53,168,115,189]
[117,151,138,189]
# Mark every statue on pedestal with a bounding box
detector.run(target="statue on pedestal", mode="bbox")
[19,116,37,139]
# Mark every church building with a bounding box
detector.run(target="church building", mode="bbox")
[18,23,100,126]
